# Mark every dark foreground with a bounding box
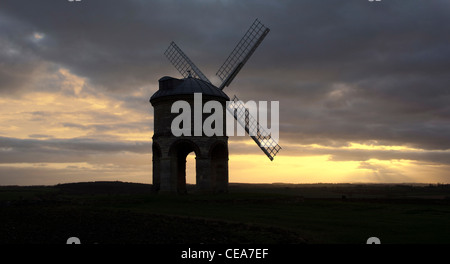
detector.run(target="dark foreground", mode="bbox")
[1,182,450,244]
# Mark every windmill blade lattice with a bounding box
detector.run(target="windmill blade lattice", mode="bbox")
[164,41,211,83]
[216,19,270,90]
[227,95,281,161]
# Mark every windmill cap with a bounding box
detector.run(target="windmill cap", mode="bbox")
[150,76,229,102]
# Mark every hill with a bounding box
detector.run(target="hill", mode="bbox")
[1,181,450,244]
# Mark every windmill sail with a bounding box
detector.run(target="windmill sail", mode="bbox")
[163,19,281,161]
[227,95,281,161]
[164,41,211,83]
[216,19,270,90]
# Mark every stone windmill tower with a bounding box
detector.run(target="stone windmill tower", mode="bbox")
[150,19,281,194]
[150,75,229,194]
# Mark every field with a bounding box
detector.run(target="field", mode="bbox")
[1,182,450,244]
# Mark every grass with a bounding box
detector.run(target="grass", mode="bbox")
[1,182,450,244]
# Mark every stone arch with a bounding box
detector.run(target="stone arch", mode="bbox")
[168,139,201,194]
[168,139,201,157]
[209,141,228,159]
[152,142,162,192]
[209,142,229,193]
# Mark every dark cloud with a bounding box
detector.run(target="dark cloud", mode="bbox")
[1,0,449,162]
[61,120,152,134]
[28,134,54,139]
[0,136,151,164]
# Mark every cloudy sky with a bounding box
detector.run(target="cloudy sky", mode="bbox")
[1,0,449,185]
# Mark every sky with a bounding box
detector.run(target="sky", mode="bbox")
[1,0,449,185]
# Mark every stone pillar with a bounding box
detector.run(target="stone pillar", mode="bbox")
[152,158,161,192]
[159,157,174,193]
[196,157,211,192]
[212,158,228,193]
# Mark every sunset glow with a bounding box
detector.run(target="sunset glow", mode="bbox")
[1,1,449,186]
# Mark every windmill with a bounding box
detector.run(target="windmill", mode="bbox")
[150,19,280,193]
[164,18,281,161]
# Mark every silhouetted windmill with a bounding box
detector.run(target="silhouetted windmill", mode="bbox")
[150,19,281,193]
[166,18,281,160]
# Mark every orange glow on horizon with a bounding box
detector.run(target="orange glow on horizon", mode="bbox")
[1,68,449,185]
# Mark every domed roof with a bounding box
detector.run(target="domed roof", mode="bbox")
[150,76,229,102]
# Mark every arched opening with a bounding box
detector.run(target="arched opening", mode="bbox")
[210,143,228,193]
[186,152,196,191]
[152,142,162,192]
[169,140,199,194]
